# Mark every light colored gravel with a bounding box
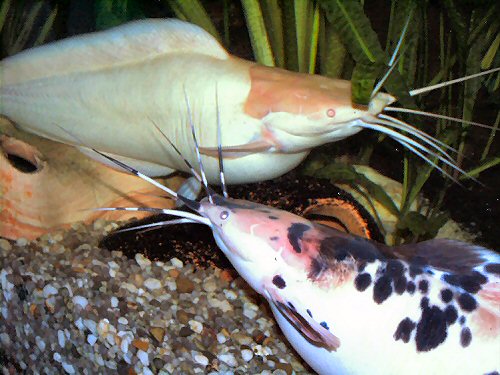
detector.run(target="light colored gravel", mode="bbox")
[0,221,311,374]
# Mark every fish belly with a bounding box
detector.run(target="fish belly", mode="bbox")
[1,54,306,183]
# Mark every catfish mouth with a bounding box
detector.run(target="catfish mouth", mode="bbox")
[284,122,363,143]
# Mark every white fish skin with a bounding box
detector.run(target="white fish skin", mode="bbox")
[201,199,500,375]
[0,19,392,184]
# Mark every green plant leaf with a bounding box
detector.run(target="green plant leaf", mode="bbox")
[397,211,448,240]
[319,14,346,78]
[461,156,500,179]
[351,62,381,105]
[241,0,275,66]
[0,0,11,35]
[95,0,144,31]
[481,30,500,70]
[34,5,57,47]
[165,0,221,42]
[260,0,285,67]
[318,0,385,64]
[302,160,400,217]
[282,1,298,71]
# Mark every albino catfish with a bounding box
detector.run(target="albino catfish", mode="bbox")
[90,106,500,375]
[1,18,498,186]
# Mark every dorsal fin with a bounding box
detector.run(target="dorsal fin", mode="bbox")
[392,239,498,274]
[1,18,228,86]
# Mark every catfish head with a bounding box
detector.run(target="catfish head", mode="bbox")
[244,64,396,152]
[191,193,385,294]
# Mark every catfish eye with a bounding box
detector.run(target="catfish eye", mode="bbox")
[326,108,336,118]
[220,210,229,220]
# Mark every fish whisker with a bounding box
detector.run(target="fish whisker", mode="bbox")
[408,66,500,96]
[183,86,213,203]
[112,218,199,235]
[377,114,457,161]
[215,84,229,198]
[384,107,497,130]
[357,120,471,180]
[94,207,210,225]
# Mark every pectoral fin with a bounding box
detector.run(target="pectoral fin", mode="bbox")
[265,288,340,351]
[199,140,272,158]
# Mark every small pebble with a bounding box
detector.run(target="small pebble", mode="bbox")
[87,334,98,345]
[170,257,183,268]
[16,238,28,246]
[176,276,195,293]
[150,327,166,343]
[135,253,151,269]
[194,353,209,366]
[137,350,150,366]
[72,295,88,309]
[0,239,12,251]
[189,319,203,334]
[144,278,162,291]
[241,349,254,362]
[217,332,227,344]
[218,353,238,367]
[61,362,75,374]
[42,284,58,297]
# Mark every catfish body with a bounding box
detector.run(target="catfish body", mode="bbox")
[0,19,391,184]
[197,195,500,374]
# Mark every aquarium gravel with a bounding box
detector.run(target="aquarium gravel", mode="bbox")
[0,221,311,374]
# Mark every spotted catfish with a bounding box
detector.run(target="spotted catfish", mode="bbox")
[86,101,499,374]
[197,197,500,374]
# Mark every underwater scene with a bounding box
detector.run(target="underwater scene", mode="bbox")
[0,0,499,374]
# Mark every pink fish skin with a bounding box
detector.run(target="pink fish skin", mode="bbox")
[194,194,499,375]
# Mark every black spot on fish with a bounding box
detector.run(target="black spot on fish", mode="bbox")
[270,236,279,241]
[287,223,310,254]
[394,317,416,343]
[485,371,499,375]
[409,265,424,278]
[406,281,416,294]
[394,276,407,295]
[373,276,392,304]
[272,275,286,289]
[459,316,465,325]
[440,289,453,303]
[443,272,487,294]
[385,260,405,279]
[444,305,458,325]
[420,297,429,310]
[318,236,382,263]
[418,280,429,294]
[268,216,279,220]
[307,309,313,318]
[460,327,472,347]
[308,257,325,279]
[288,302,295,310]
[320,321,329,330]
[416,305,448,352]
[354,273,372,292]
[212,195,254,210]
[485,263,500,275]
[457,293,477,312]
